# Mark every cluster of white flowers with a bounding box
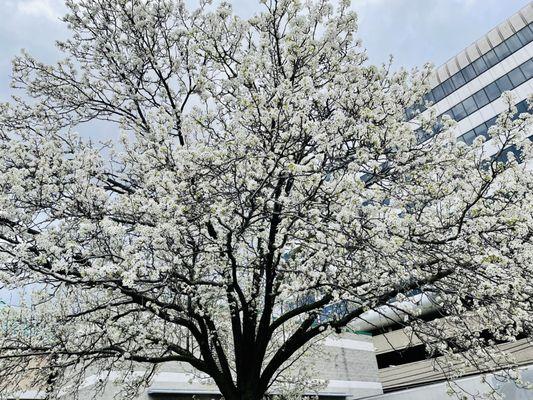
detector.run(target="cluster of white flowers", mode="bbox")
[0,0,531,399]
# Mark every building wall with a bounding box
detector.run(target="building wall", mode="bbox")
[361,364,533,400]
[72,333,382,400]
[373,3,533,395]
[411,3,533,156]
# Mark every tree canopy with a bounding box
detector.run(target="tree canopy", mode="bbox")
[0,0,532,399]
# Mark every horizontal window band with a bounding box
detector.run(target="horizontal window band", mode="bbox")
[406,22,533,120]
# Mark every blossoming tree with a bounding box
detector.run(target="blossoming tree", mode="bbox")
[0,0,532,399]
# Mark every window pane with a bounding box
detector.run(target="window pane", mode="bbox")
[442,79,454,95]
[474,123,489,140]
[433,85,445,102]
[451,71,466,88]
[505,35,522,53]
[500,146,522,163]
[486,116,498,127]
[507,67,526,87]
[517,25,533,45]
[462,64,476,81]
[473,90,489,108]
[428,90,437,104]
[484,82,500,102]
[482,49,499,69]
[442,109,454,120]
[425,91,435,104]
[493,42,511,60]
[516,100,528,115]
[472,57,487,74]
[451,102,467,121]
[462,96,477,115]
[405,107,415,120]
[495,74,513,92]
[520,59,533,80]
[432,118,444,135]
[461,130,476,145]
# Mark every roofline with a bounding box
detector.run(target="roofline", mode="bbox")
[431,2,532,86]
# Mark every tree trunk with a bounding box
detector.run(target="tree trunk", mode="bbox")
[221,381,264,400]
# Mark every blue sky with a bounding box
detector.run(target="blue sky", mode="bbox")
[0,0,531,103]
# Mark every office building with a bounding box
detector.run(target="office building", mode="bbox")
[367,3,533,398]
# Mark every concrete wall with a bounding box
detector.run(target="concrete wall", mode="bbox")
[73,332,382,400]
[360,364,533,400]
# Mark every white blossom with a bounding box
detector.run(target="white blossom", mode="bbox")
[0,1,531,400]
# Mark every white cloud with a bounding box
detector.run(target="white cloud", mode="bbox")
[15,0,65,21]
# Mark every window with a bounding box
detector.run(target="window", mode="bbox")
[473,89,490,108]
[462,96,477,115]
[432,84,445,102]
[451,71,466,89]
[377,344,429,369]
[441,109,453,120]
[516,100,528,114]
[461,130,476,145]
[430,33,530,102]
[451,102,467,121]
[424,91,435,105]
[411,60,532,145]
[462,64,476,81]
[507,67,526,87]
[472,57,487,75]
[429,33,530,103]
[405,107,415,120]
[411,102,422,115]
[496,146,522,164]
[486,116,498,127]
[432,118,444,135]
[474,123,489,140]
[429,99,530,146]
[517,25,533,45]
[495,74,512,92]
[484,82,500,102]
[493,41,511,60]
[482,49,499,69]
[520,59,533,80]
[505,34,522,53]
[441,79,454,96]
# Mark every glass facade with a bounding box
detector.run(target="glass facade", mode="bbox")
[443,59,532,122]
[458,99,529,145]
[417,59,533,142]
[406,22,533,119]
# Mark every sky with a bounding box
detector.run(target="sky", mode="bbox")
[0,0,531,103]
